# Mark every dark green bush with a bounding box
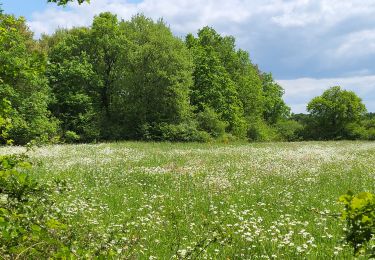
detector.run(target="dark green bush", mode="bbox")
[141,122,212,142]
[197,107,227,138]
[345,123,368,140]
[275,120,304,141]
[367,128,375,140]
[247,119,280,141]
[63,130,81,143]
[362,118,375,140]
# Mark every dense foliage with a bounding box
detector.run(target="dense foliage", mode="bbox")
[40,13,292,143]
[0,99,12,145]
[0,14,58,144]
[306,86,367,140]
[0,7,373,143]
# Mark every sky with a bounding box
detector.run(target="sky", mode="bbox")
[2,0,375,113]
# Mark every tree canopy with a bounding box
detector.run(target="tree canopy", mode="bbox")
[0,14,58,144]
[0,7,372,143]
[307,86,367,139]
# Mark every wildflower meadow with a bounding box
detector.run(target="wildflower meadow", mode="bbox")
[1,141,374,259]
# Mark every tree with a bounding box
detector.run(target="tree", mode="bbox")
[307,86,367,139]
[46,13,129,140]
[114,15,193,139]
[89,12,125,122]
[47,13,195,141]
[186,27,291,140]
[0,14,58,144]
[47,33,101,141]
[187,27,251,137]
[261,73,290,125]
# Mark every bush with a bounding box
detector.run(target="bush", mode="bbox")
[0,99,13,145]
[275,120,303,141]
[247,119,280,142]
[367,128,375,140]
[362,118,375,140]
[8,112,60,145]
[141,122,212,142]
[339,191,375,257]
[64,130,81,143]
[197,107,227,138]
[0,154,70,258]
[345,123,368,140]
[217,133,239,144]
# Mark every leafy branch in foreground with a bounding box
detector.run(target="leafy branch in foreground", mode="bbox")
[47,0,90,5]
[339,191,375,258]
[0,99,68,258]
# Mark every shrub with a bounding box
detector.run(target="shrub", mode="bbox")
[0,100,70,258]
[0,154,71,258]
[197,107,227,138]
[339,191,375,257]
[247,119,280,141]
[367,128,375,140]
[362,118,375,140]
[217,133,239,144]
[275,120,304,141]
[345,123,368,140]
[64,130,81,143]
[0,99,13,145]
[141,122,212,142]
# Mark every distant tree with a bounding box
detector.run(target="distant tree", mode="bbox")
[187,27,256,137]
[115,14,193,139]
[89,12,125,121]
[365,112,375,120]
[47,0,89,5]
[307,86,367,139]
[46,28,101,141]
[46,14,123,141]
[260,73,290,125]
[47,13,195,141]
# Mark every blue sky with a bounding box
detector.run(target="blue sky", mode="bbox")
[1,0,47,20]
[2,0,375,113]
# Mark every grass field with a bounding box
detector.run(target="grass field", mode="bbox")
[1,141,374,259]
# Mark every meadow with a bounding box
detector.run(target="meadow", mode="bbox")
[1,141,374,259]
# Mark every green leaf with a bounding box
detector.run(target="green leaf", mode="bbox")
[31,224,42,232]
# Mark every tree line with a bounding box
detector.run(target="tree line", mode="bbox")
[0,9,374,144]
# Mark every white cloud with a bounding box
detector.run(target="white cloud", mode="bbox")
[28,0,258,37]
[271,0,375,28]
[278,75,375,113]
[29,0,375,36]
[335,29,375,58]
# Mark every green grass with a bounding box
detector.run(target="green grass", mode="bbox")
[2,141,374,259]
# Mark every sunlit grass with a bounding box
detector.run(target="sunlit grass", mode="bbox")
[2,141,374,258]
